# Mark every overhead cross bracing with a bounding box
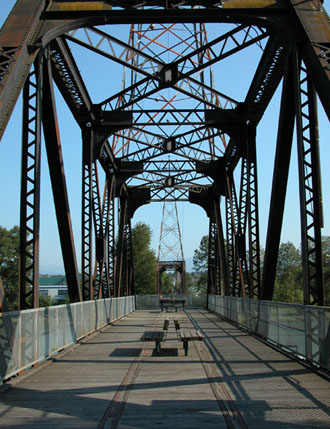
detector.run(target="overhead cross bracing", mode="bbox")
[0,0,329,308]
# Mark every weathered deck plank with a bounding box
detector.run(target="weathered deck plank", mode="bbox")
[0,309,329,428]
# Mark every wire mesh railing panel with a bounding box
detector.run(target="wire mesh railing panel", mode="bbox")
[209,295,330,373]
[0,296,135,383]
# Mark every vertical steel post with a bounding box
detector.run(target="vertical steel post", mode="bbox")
[99,177,113,298]
[226,173,246,297]
[225,177,236,296]
[91,160,104,299]
[123,218,134,296]
[115,195,127,297]
[107,176,116,297]
[293,53,325,306]
[126,218,135,296]
[207,217,217,295]
[246,124,261,298]
[262,60,295,301]
[237,158,251,296]
[81,129,93,300]
[213,198,229,296]
[19,55,42,309]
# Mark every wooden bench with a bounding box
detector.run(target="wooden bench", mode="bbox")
[179,329,203,356]
[163,303,179,312]
[160,299,186,312]
[140,318,170,356]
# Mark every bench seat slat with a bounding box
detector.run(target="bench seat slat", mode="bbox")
[179,329,203,341]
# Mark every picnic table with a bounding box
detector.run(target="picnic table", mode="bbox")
[140,318,170,355]
[140,317,203,356]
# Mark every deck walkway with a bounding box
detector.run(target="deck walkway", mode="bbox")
[0,309,329,428]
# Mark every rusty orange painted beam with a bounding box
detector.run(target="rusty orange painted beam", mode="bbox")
[48,1,112,12]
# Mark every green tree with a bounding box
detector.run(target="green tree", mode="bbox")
[159,271,174,294]
[273,241,303,304]
[39,294,55,307]
[132,222,157,294]
[193,235,208,272]
[192,235,209,294]
[185,271,199,295]
[0,225,20,311]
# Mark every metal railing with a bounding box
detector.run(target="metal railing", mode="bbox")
[208,295,330,373]
[0,296,135,383]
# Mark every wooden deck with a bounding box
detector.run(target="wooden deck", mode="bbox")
[0,309,330,428]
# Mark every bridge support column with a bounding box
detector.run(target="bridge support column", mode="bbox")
[19,55,42,309]
[225,123,260,299]
[262,59,295,301]
[293,53,325,306]
[114,195,133,297]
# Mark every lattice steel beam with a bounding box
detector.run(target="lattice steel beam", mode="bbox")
[82,131,93,300]
[294,53,325,306]
[50,37,93,126]
[19,57,42,310]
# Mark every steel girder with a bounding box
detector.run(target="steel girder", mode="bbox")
[114,194,135,297]
[42,53,81,303]
[91,161,109,299]
[82,132,117,300]
[262,57,296,302]
[105,176,116,297]
[208,211,221,296]
[0,0,329,306]
[226,172,246,297]
[294,53,325,306]
[19,57,42,310]
[213,198,228,296]
[225,134,261,300]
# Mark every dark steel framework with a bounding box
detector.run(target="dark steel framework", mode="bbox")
[0,0,329,309]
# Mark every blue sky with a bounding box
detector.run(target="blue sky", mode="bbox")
[0,2,329,274]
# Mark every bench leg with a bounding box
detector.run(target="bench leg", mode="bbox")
[156,341,161,356]
[183,340,188,356]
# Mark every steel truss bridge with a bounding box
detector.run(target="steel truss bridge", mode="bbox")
[0,0,329,309]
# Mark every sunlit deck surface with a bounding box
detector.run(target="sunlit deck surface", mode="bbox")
[1,309,330,428]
